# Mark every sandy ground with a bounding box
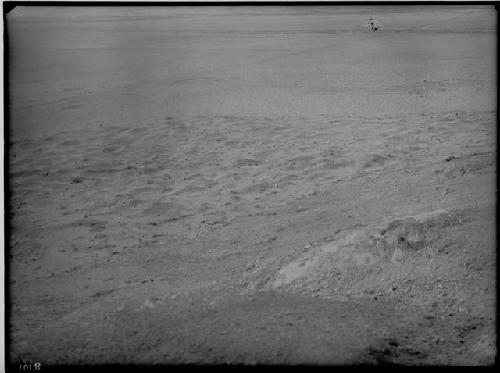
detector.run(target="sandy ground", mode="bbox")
[6,6,497,365]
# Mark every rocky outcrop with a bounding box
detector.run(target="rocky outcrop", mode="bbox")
[242,208,471,299]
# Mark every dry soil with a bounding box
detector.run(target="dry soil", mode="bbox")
[6,5,497,365]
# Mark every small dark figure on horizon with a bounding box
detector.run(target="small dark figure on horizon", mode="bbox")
[369,17,379,32]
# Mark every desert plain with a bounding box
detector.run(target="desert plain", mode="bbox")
[6,5,497,365]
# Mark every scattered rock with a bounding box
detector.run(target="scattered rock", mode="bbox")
[143,299,156,309]
[363,154,391,169]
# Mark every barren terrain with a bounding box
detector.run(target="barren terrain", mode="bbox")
[7,6,497,365]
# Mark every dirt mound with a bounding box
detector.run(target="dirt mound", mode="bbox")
[242,208,472,301]
[434,151,495,180]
